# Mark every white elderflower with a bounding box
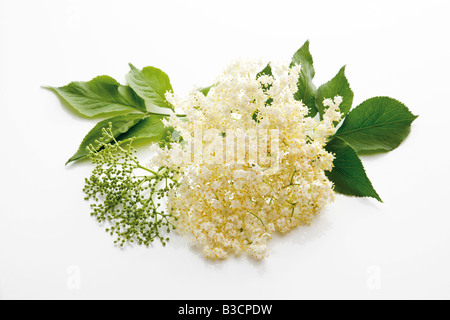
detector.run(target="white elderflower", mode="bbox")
[148,59,342,259]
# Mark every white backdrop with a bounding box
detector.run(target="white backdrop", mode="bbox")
[1,0,449,299]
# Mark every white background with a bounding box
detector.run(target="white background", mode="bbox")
[1,0,449,300]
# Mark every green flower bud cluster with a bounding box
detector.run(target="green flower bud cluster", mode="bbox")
[83,126,180,247]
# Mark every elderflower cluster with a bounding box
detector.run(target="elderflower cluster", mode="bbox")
[148,59,342,259]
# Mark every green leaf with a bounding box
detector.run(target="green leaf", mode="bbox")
[291,40,318,117]
[335,96,418,154]
[325,137,382,202]
[315,65,354,120]
[257,63,273,80]
[198,85,213,96]
[67,113,147,164]
[117,114,173,143]
[126,64,173,110]
[256,63,273,91]
[256,63,274,107]
[45,75,147,117]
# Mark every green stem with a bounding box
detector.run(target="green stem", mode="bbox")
[146,111,186,118]
[290,169,298,185]
[136,163,159,176]
[108,130,160,176]
[247,211,265,227]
